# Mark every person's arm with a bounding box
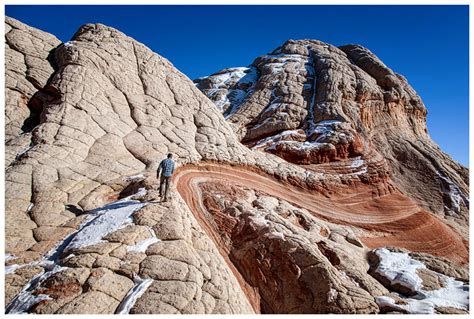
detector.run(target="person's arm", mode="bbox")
[171,162,175,175]
[157,161,162,179]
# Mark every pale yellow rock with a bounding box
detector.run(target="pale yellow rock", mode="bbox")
[56,291,120,314]
[4,16,468,316]
[84,268,134,301]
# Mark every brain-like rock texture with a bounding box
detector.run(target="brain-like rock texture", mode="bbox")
[5,17,61,167]
[4,17,469,314]
[195,39,469,232]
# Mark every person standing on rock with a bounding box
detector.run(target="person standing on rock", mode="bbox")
[157,153,175,202]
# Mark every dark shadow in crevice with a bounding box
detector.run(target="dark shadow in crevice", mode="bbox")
[21,47,61,134]
[65,204,85,216]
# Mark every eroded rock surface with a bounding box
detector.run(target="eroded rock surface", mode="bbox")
[174,164,469,313]
[4,18,319,314]
[196,39,469,233]
[5,17,61,167]
[368,248,469,314]
[5,17,469,314]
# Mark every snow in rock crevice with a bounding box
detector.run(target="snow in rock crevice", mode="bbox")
[307,120,342,142]
[6,264,66,314]
[350,157,364,168]
[5,188,149,314]
[65,194,147,252]
[374,248,425,292]
[15,143,33,161]
[127,226,160,253]
[115,275,154,314]
[305,48,317,133]
[197,66,259,116]
[373,248,469,314]
[252,129,303,149]
[435,171,469,215]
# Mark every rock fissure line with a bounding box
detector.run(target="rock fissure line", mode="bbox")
[5,17,469,314]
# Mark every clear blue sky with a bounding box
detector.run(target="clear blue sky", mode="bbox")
[6,5,469,166]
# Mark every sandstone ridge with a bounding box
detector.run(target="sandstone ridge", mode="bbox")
[5,17,469,314]
[195,39,469,231]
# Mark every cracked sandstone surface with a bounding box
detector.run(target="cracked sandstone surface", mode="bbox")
[4,17,469,314]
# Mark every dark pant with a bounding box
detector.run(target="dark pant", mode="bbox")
[159,175,171,199]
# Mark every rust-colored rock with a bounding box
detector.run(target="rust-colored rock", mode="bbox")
[196,40,469,233]
[5,17,468,315]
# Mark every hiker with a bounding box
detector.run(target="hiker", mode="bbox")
[157,153,175,201]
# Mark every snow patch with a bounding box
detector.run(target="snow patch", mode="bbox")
[5,254,17,261]
[264,62,285,74]
[340,271,360,287]
[350,157,364,168]
[127,227,160,253]
[317,120,342,126]
[131,187,147,199]
[252,130,303,149]
[115,276,153,314]
[250,114,289,132]
[7,293,52,314]
[249,214,269,229]
[264,102,282,113]
[266,231,285,240]
[307,120,342,142]
[374,248,425,292]
[297,141,326,150]
[327,288,338,302]
[265,140,327,152]
[373,248,469,314]
[123,174,145,182]
[436,171,469,214]
[351,167,368,175]
[5,264,23,275]
[65,198,146,252]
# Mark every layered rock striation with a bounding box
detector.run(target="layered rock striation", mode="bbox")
[195,39,469,232]
[4,17,469,315]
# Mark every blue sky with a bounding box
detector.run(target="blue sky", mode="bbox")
[6,5,469,166]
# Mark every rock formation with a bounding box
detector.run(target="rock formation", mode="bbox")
[4,17,469,314]
[195,40,469,233]
[5,17,60,167]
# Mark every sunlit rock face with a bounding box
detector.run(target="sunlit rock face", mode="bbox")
[5,17,61,167]
[195,39,469,230]
[5,16,469,315]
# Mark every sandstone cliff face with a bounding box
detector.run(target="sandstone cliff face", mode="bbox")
[195,39,469,233]
[5,18,264,314]
[5,18,469,314]
[5,17,61,167]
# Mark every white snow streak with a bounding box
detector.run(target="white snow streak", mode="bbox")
[350,157,364,168]
[374,248,469,314]
[374,248,425,292]
[127,227,160,253]
[65,196,146,252]
[115,276,153,314]
[6,188,149,314]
